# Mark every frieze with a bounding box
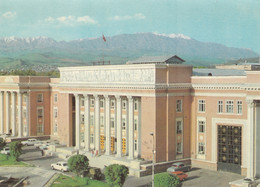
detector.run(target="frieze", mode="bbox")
[60,68,155,83]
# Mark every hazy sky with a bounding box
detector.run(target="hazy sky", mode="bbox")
[0,0,259,52]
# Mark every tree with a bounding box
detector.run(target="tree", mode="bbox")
[154,173,180,187]
[0,138,6,150]
[68,154,89,176]
[104,164,129,187]
[9,141,23,161]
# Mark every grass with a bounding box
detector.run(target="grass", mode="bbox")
[0,153,28,166]
[51,175,109,187]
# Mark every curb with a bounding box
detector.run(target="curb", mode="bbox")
[43,173,60,187]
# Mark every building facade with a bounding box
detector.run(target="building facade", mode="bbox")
[0,58,259,179]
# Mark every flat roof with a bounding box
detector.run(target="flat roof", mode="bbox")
[193,68,246,76]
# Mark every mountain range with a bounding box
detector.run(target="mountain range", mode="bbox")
[0,33,259,71]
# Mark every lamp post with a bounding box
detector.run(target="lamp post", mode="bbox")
[150,132,155,187]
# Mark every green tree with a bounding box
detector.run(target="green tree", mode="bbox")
[154,173,180,187]
[0,138,6,150]
[68,154,89,176]
[9,141,23,161]
[104,164,129,187]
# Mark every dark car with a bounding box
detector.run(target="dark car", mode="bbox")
[80,167,102,180]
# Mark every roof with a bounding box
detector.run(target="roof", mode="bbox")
[192,68,246,76]
[126,55,185,64]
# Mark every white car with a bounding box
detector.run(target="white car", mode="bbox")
[21,139,38,146]
[1,147,10,155]
[51,161,69,172]
[35,141,46,148]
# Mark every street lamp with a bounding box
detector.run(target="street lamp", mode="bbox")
[150,132,155,187]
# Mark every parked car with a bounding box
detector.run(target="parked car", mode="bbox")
[0,147,10,155]
[39,144,50,150]
[51,161,69,172]
[80,167,102,180]
[170,171,188,181]
[34,141,45,148]
[167,162,191,172]
[21,139,38,146]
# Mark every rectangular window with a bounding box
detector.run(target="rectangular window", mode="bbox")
[54,94,58,103]
[81,114,85,123]
[54,123,58,133]
[134,119,138,131]
[111,99,115,109]
[226,100,234,113]
[90,98,94,107]
[134,100,138,111]
[198,120,205,133]
[54,108,58,118]
[122,100,127,110]
[100,116,104,127]
[198,100,205,112]
[81,99,85,107]
[38,108,43,117]
[90,134,94,143]
[198,142,205,155]
[134,139,137,151]
[100,99,104,108]
[218,100,223,113]
[122,118,126,130]
[111,117,115,128]
[37,94,43,102]
[237,101,242,114]
[176,120,182,134]
[176,100,182,112]
[177,142,182,155]
[90,115,94,126]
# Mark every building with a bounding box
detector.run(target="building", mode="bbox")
[0,55,259,179]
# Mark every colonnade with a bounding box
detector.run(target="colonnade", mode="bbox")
[74,94,140,159]
[0,91,29,137]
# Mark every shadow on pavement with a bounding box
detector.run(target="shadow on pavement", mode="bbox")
[190,167,201,172]
[186,176,200,180]
[20,156,56,162]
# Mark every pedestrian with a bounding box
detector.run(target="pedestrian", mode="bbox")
[41,150,43,156]
[91,149,94,157]
[96,150,98,157]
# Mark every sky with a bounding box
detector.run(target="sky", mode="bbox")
[0,0,259,52]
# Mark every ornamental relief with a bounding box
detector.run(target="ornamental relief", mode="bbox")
[60,69,155,83]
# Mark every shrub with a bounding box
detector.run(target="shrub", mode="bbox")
[68,154,89,176]
[104,164,129,187]
[0,138,6,150]
[9,141,23,161]
[154,173,180,187]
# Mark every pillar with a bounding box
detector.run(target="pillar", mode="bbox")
[11,92,16,136]
[84,94,90,151]
[0,92,4,134]
[94,95,100,153]
[18,92,23,137]
[26,92,30,136]
[116,96,122,157]
[5,92,10,134]
[128,96,134,159]
[75,94,80,149]
[105,95,111,155]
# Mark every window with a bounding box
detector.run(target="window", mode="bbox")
[111,117,115,128]
[100,116,104,127]
[90,115,94,126]
[122,100,127,110]
[111,99,115,109]
[134,140,137,151]
[198,142,205,155]
[81,99,85,107]
[176,100,182,112]
[81,114,85,123]
[54,108,58,118]
[134,119,138,131]
[100,99,104,108]
[54,94,58,103]
[90,98,94,107]
[54,123,58,133]
[37,124,43,133]
[218,100,223,113]
[176,120,182,134]
[134,100,138,111]
[198,120,205,133]
[226,100,234,113]
[237,101,242,114]
[37,94,43,102]
[38,108,43,117]
[177,142,182,155]
[122,118,126,130]
[90,134,94,143]
[198,100,205,112]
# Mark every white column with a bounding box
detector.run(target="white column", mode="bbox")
[94,95,100,153]
[26,93,30,136]
[105,95,111,155]
[18,92,23,137]
[75,94,80,149]
[84,95,90,151]
[137,98,142,157]
[5,92,10,134]
[116,96,122,158]
[246,99,254,179]
[128,96,134,159]
[0,92,4,134]
[11,92,16,136]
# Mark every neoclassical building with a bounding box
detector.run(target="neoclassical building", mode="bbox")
[0,55,259,179]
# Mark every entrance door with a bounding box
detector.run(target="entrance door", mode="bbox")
[100,135,105,151]
[111,137,115,153]
[122,138,126,154]
[217,125,242,174]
